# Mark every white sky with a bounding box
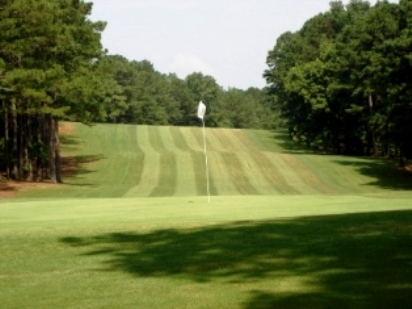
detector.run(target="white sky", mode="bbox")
[89,0,398,90]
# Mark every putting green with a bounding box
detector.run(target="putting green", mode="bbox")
[2,195,412,230]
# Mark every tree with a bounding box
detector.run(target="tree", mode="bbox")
[265,0,412,165]
[0,0,106,182]
[186,72,222,127]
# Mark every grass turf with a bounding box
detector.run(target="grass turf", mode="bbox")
[15,123,412,199]
[1,196,412,308]
[1,123,412,308]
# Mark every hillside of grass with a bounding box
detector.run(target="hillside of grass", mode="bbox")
[15,122,412,199]
[1,123,412,309]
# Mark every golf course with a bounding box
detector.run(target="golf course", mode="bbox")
[1,123,412,308]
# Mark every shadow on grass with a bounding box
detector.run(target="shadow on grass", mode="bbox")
[272,131,412,191]
[60,134,82,147]
[60,133,105,185]
[60,133,85,154]
[61,210,412,308]
[335,158,412,191]
[61,155,104,177]
[272,130,315,154]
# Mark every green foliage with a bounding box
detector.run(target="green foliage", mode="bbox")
[0,0,106,181]
[92,56,278,129]
[265,0,412,163]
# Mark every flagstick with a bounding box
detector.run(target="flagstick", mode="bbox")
[202,118,211,203]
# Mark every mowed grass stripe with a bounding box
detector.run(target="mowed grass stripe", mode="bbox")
[164,127,197,196]
[246,129,396,194]
[183,126,205,152]
[189,126,206,151]
[189,128,235,195]
[325,157,377,193]
[213,128,239,152]
[268,154,321,194]
[222,129,298,194]
[123,126,158,197]
[198,127,298,195]
[126,124,145,185]
[19,123,412,199]
[185,126,219,195]
[215,129,270,194]
[239,130,322,194]
[294,154,354,194]
[169,127,218,196]
[205,129,260,195]
[83,124,143,197]
[207,153,240,195]
[61,124,143,197]
[148,126,177,197]
[220,152,259,195]
[278,153,339,194]
[169,126,191,152]
[230,151,280,194]
[202,128,247,195]
[243,130,323,193]
[190,126,223,152]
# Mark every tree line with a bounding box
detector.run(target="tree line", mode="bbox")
[3,0,410,184]
[265,0,412,165]
[0,0,106,182]
[0,0,278,182]
[89,55,278,129]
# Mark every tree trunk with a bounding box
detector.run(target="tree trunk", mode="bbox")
[48,116,62,183]
[368,94,377,155]
[3,100,11,179]
[48,114,57,183]
[11,100,19,179]
[25,114,33,181]
[54,118,62,183]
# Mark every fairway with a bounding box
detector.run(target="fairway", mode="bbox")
[1,123,412,308]
[15,123,412,198]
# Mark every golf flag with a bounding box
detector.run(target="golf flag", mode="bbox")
[197,101,206,120]
[196,100,210,202]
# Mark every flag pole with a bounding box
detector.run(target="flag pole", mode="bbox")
[197,101,210,203]
[202,118,211,203]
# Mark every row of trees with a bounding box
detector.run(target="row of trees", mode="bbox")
[0,0,279,182]
[0,0,106,182]
[265,0,412,165]
[90,55,278,129]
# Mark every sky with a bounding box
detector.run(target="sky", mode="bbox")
[89,0,397,90]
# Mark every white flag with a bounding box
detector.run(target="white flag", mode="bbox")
[197,101,206,120]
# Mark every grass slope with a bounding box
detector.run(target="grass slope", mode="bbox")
[1,123,412,308]
[17,123,412,198]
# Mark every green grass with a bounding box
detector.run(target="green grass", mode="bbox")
[1,123,412,308]
[1,196,412,308]
[15,123,412,199]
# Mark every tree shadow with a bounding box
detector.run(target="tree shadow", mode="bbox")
[272,131,412,191]
[60,133,84,154]
[335,158,412,191]
[60,134,82,146]
[272,131,310,154]
[271,130,325,155]
[61,210,412,308]
[60,133,105,185]
[60,154,105,179]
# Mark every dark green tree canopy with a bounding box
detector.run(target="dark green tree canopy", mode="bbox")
[0,0,106,182]
[265,0,412,165]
